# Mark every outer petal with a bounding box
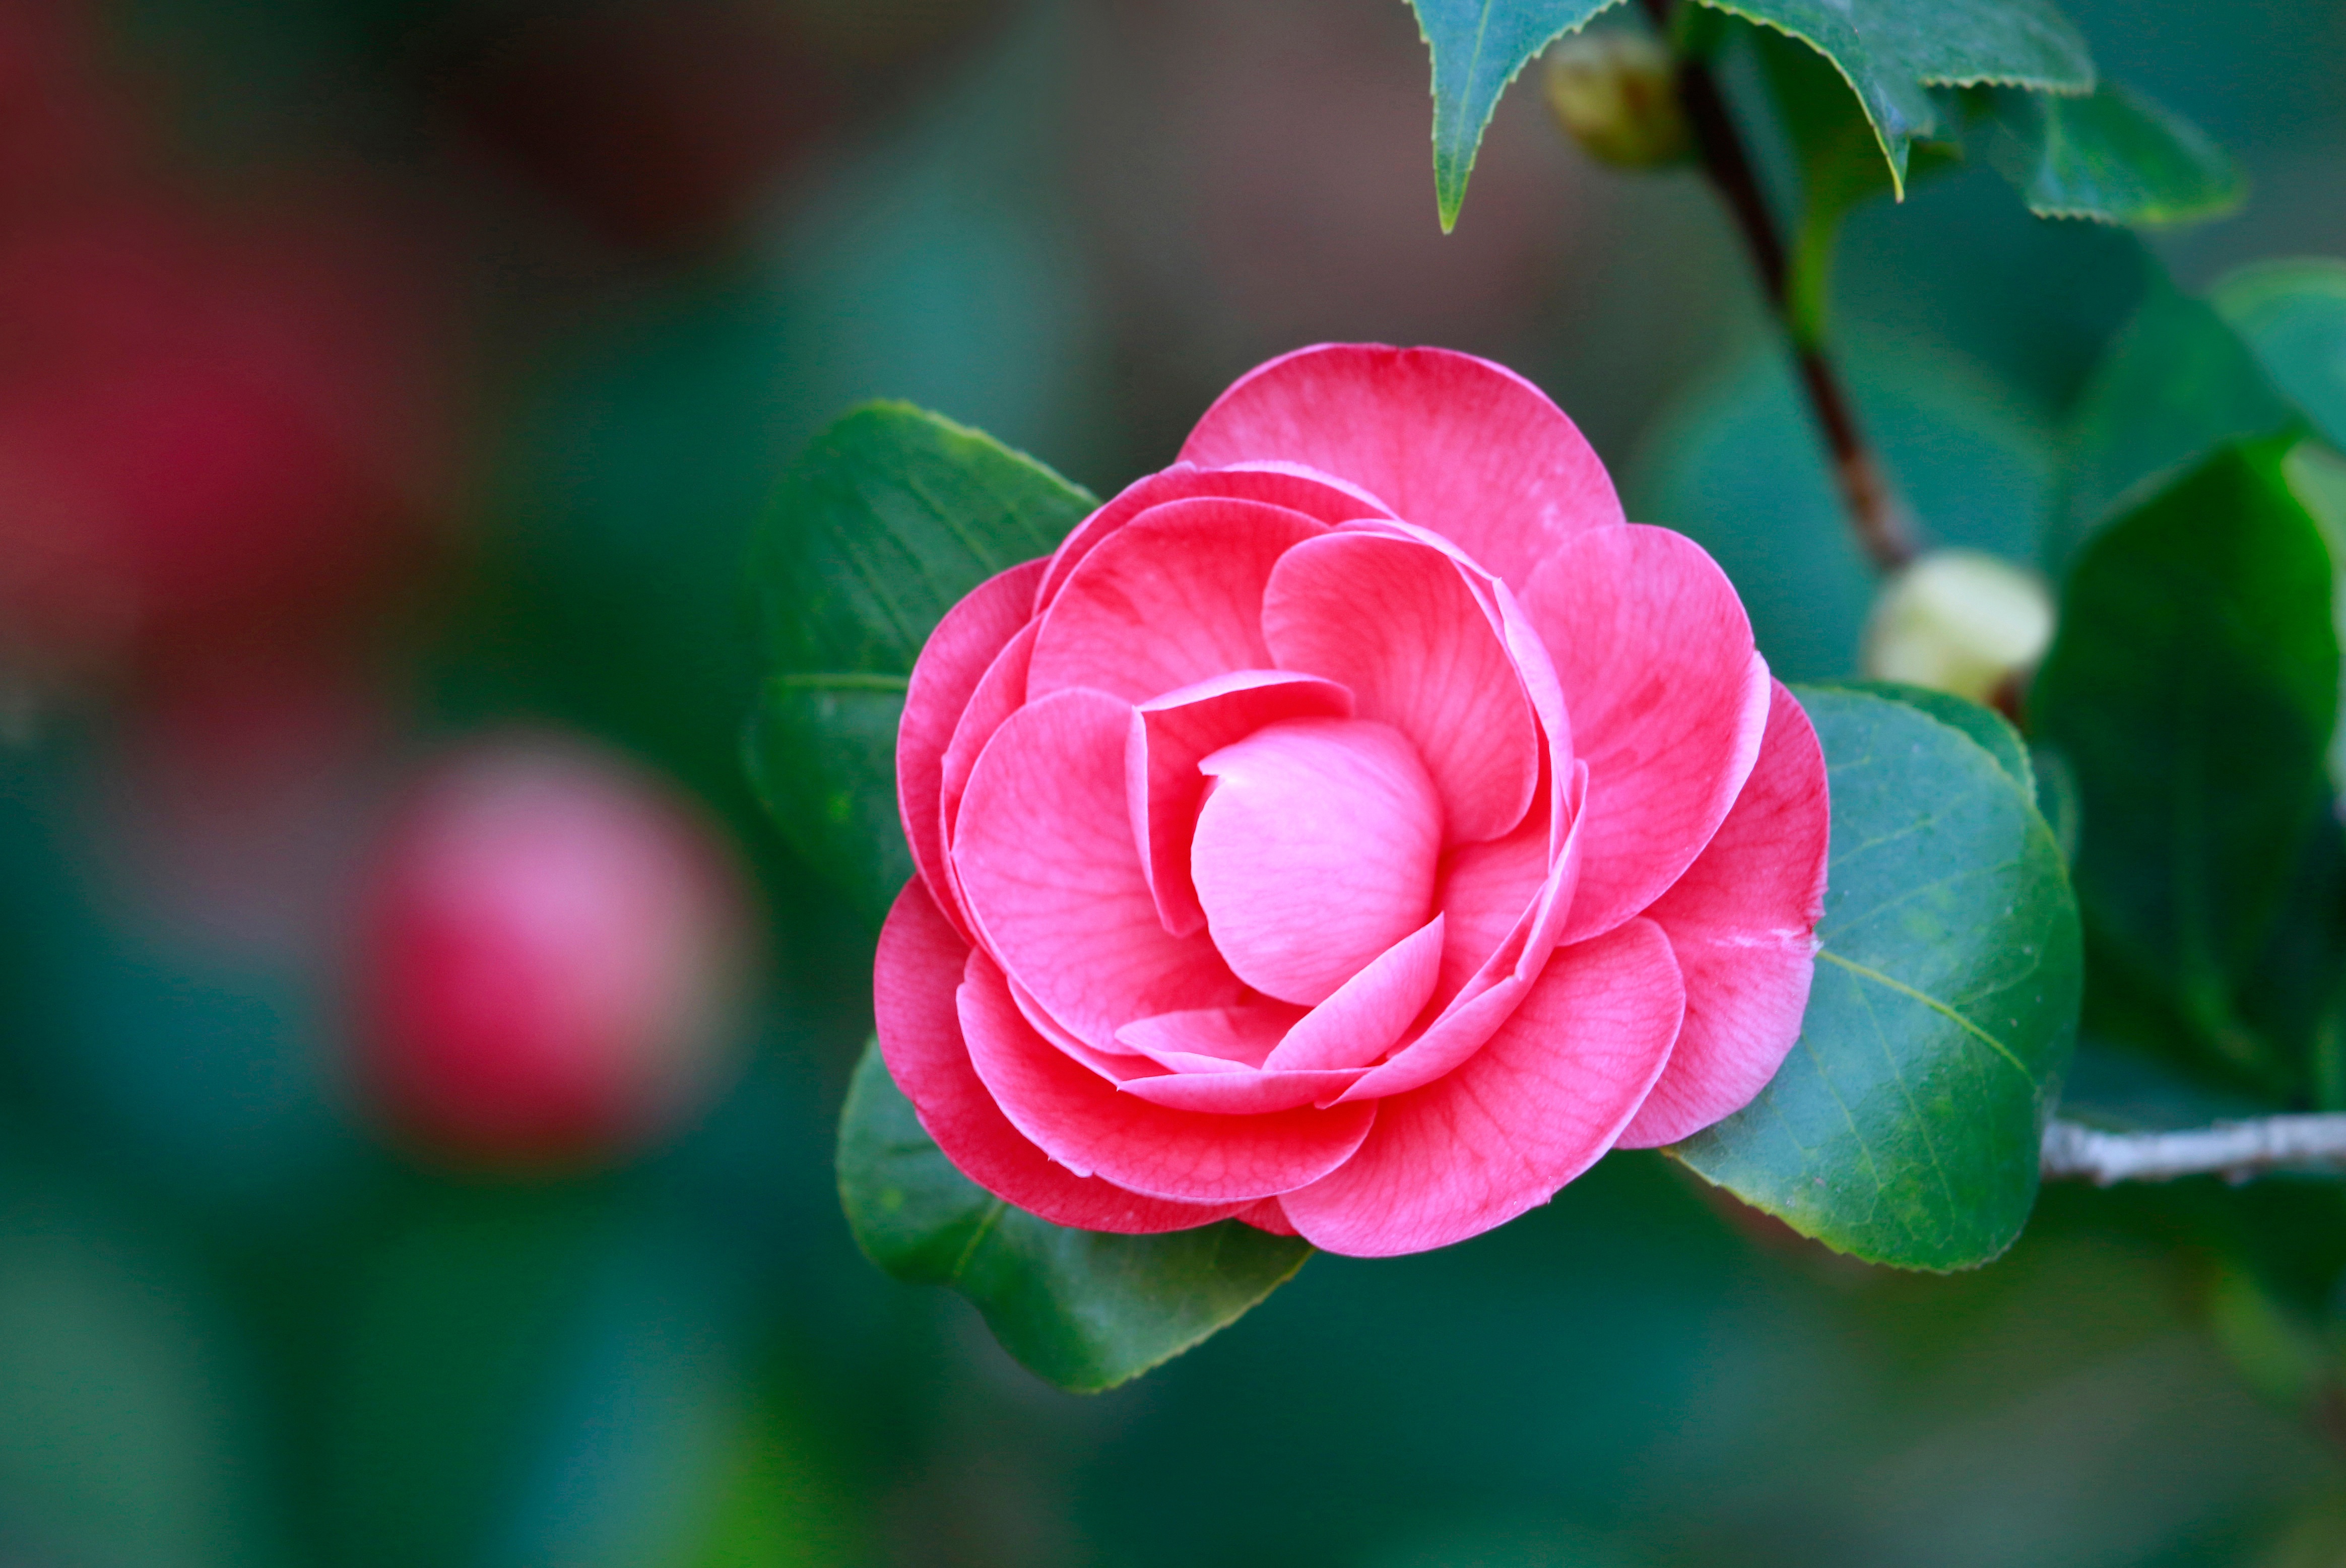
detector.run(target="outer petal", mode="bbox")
[1179,344,1624,591]
[872,880,1236,1233]
[955,688,1242,1048]
[1280,919,1685,1257]
[1235,1197,1300,1236]
[1036,464,1391,612]
[960,953,1378,1203]
[1617,681,1828,1148]
[1263,532,1541,845]
[1522,525,1771,943]
[1128,671,1354,938]
[937,622,1037,938]
[1030,497,1330,703]
[899,561,1044,941]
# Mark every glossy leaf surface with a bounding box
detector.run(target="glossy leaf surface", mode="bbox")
[2212,258,2346,453]
[1411,0,1620,230]
[2055,278,2298,563]
[2033,440,2339,1094]
[1408,0,2094,225]
[1717,0,2090,191]
[1817,680,2033,794]
[1671,686,2080,1270]
[837,1042,1312,1393]
[746,404,1093,917]
[1990,83,2243,227]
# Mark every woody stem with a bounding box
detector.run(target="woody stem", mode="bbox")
[1637,0,1918,573]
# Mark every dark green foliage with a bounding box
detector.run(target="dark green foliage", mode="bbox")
[1673,686,2081,1269]
[2033,440,2340,1097]
[836,1044,1312,1393]
[746,404,1094,920]
[1989,83,2245,226]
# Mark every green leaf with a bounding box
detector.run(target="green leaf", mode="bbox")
[1750,28,1962,345]
[1407,0,2095,229]
[1713,0,2092,193]
[2054,276,2299,565]
[2032,440,2338,1093]
[2211,259,2346,453]
[836,1042,1313,1393]
[1988,83,2242,227]
[1815,680,2033,795]
[1409,0,1625,231]
[742,677,911,927]
[1670,686,2081,1270]
[754,402,1093,677]
[748,403,1094,912]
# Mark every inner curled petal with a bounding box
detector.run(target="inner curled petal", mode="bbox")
[1191,717,1442,1005]
[1262,531,1541,846]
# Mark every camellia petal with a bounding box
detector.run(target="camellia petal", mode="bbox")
[1191,717,1443,1005]
[1030,497,1330,703]
[956,687,1243,1048]
[872,880,1240,1233]
[1117,1065,1366,1115]
[937,621,1037,939]
[960,951,1379,1203]
[1179,343,1624,591]
[1263,913,1447,1073]
[1280,919,1684,1257]
[1128,670,1355,939]
[1035,464,1391,612]
[899,560,1046,942]
[1264,531,1541,845]
[1617,680,1828,1148]
[1115,1004,1297,1070]
[1234,1197,1300,1236]
[1523,524,1772,943]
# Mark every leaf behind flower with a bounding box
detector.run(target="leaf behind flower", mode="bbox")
[746,403,1094,922]
[837,1042,1313,1393]
[1669,685,2081,1270]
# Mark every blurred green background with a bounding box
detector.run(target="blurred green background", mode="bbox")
[4,0,2346,1563]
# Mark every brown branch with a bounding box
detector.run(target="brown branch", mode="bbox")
[1638,0,1918,572]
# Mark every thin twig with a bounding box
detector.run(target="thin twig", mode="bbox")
[2041,1115,2346,1186]
[1636,0,1918,572]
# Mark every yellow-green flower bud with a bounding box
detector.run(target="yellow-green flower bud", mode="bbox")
[1542,32,1691,171]
[1861,549,2056,706]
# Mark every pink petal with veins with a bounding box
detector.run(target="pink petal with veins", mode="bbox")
[1524,525,1772,944]
[1264,532,1541,845]
[1029,497,1329,703]
[936,621,1036,936]
[1127,671,1354,938]
[1281,919,1684,1256]
[1035,462,1395,612]
[871,880,1236,1233]
[1180,344,1623,591]
[1617,680,1827,1147]
[956,688,1242,1048]
[960,951,1377,1203]
[1191,717,1442,1005]
[1264,913,1446,1073]
[897,561,1046,941]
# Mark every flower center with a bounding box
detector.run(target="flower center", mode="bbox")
[1189,717,1442,1005]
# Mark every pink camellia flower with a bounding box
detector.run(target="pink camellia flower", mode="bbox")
[875,345,1830,1257]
